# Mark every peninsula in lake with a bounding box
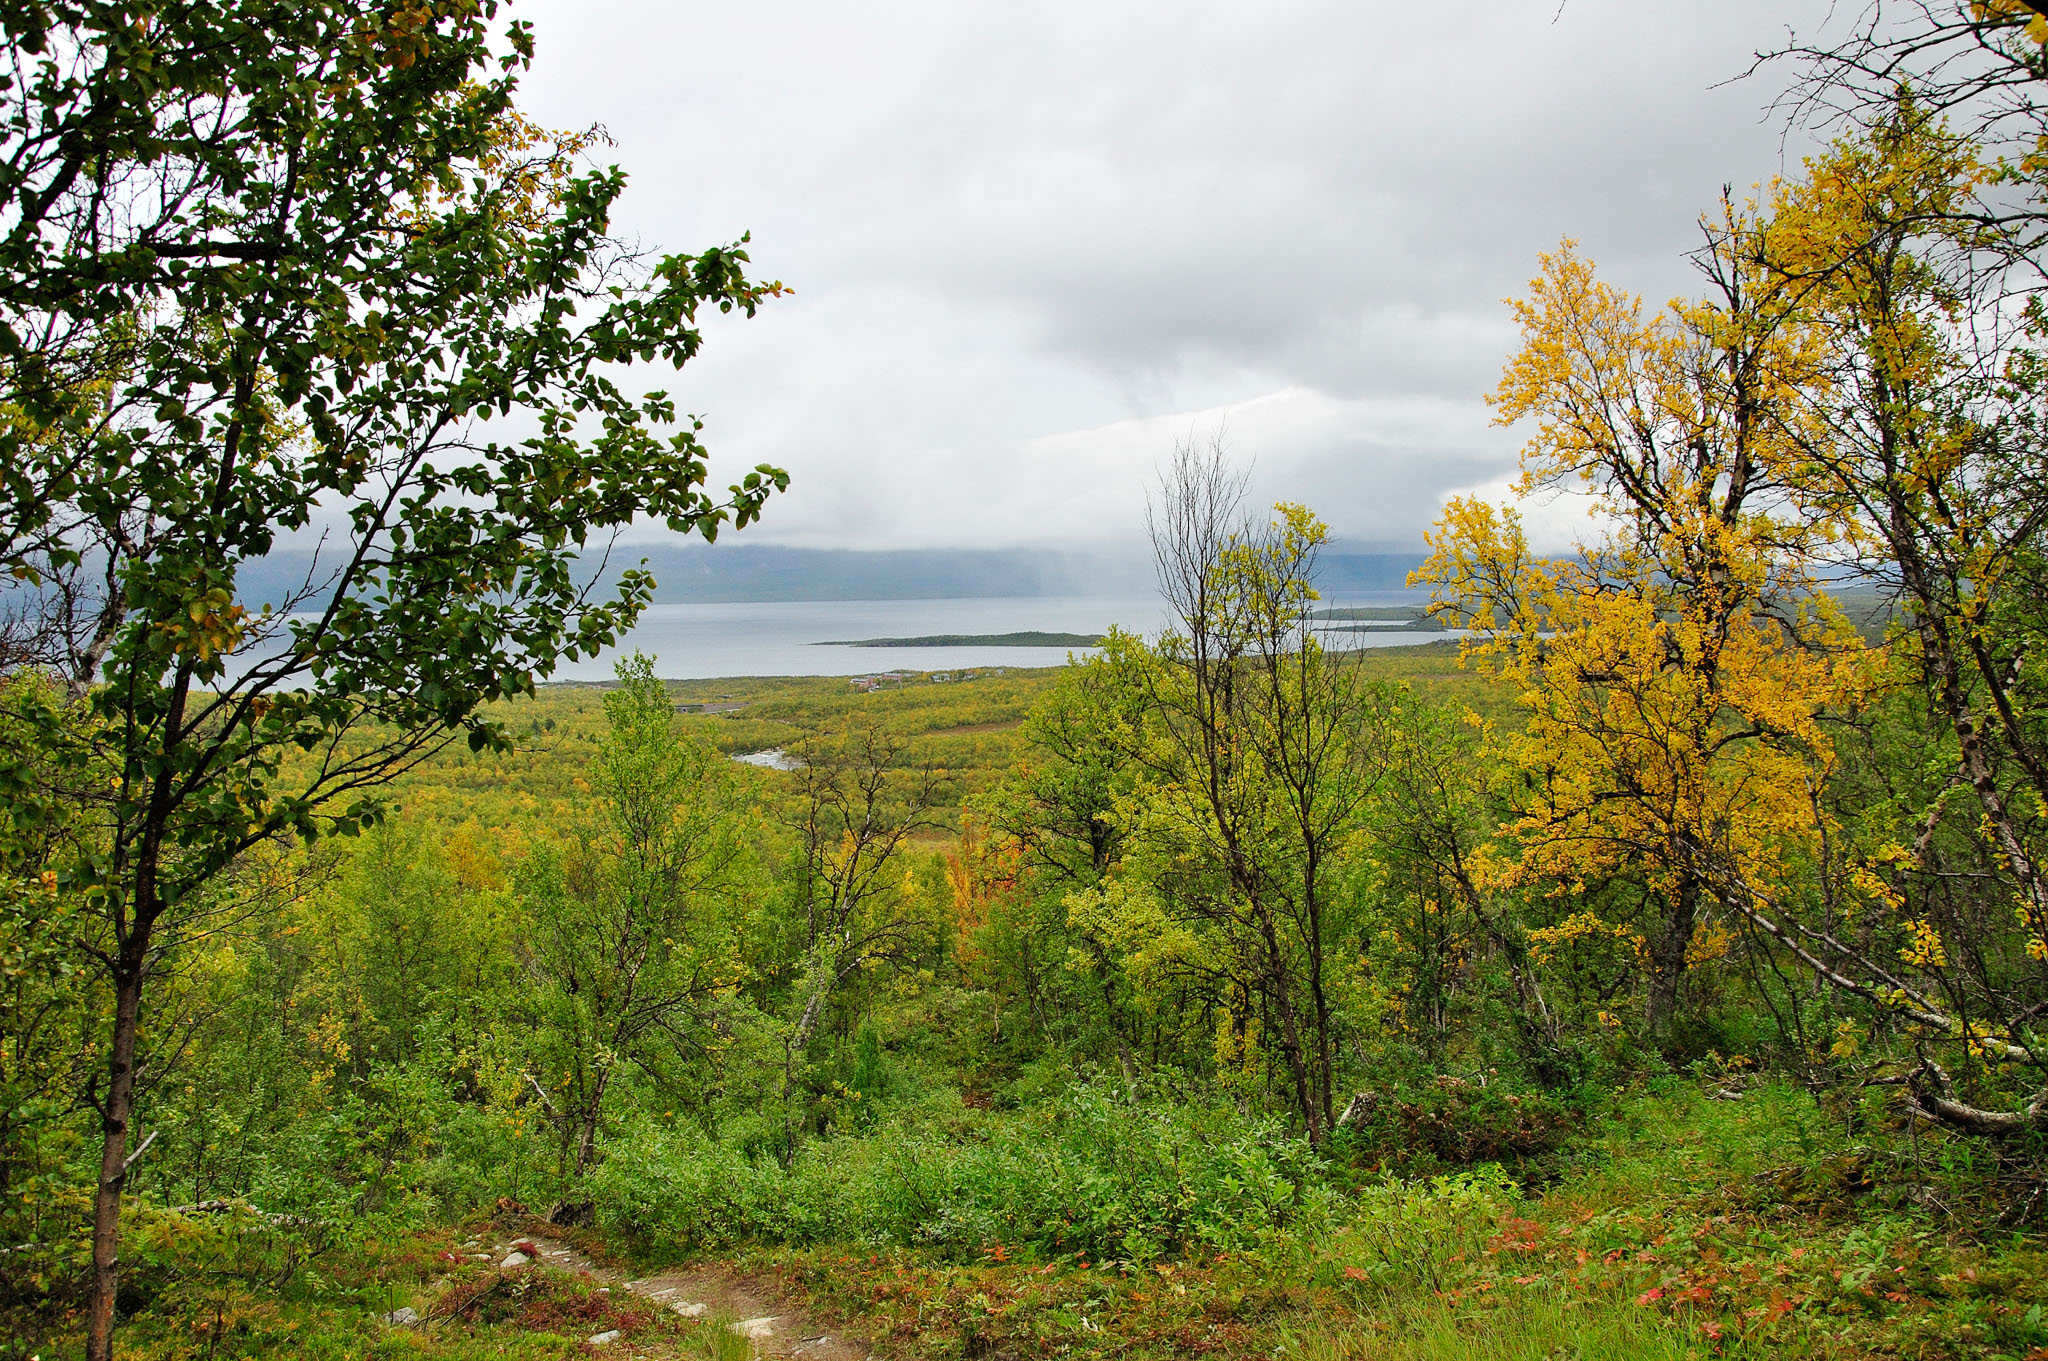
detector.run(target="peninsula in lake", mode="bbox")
[817,630,1106,648]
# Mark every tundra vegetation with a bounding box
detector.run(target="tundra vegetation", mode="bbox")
[6,2,2048,1359]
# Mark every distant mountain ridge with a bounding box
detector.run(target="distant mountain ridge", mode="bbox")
[611,544,1122,601]
[232,542,1428,608]
[610,543,1427,601]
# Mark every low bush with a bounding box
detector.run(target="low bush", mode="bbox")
[1316,1166,1515,1301]
[430,1263,652,1335]
[588,1081,1333,1262]
[1334,1076,1583,1175]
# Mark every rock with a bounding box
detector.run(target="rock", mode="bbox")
[547,1198,594,1227]
[498,1250,530,1268]
[732,1316,778,1339]
[382,1306,419,1326]
[1335,1089,1380,1128]
[671,1300,708,1317]
[586,1329,622,1346]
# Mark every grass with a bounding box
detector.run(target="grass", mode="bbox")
[1277,1296,1738,1361]
[338,642,1514,838]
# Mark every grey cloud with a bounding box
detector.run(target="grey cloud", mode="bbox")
[513,0,1839,551]
[810,3,1817,384]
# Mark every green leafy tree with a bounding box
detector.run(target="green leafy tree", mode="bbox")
[523,655,751,1181]
[1066,438,1383,1143]
[975,628,1154,1075]
[0,6,785,1353]
[779,724,942,1158]
[0,674,93,1284]
[1352,688,1558,1077]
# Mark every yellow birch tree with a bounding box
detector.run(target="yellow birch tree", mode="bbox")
[1419,235,1870,1046]
[1752,104,2048,1132]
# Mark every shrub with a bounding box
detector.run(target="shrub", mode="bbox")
[1323,1164,1517,1301]
[587,1082,1333,1262]
[1336,1076,1582,1175]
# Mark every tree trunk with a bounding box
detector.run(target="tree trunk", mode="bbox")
[1914,597,2048,925]
[1645,869,1700,1044]
[1256,904,1325,1145]
[781,963,835,1166]
[1450,870,1557,1041]
[1303,879,1335,1137]
[573,1065,612,1177]
[89,684,181,1361]
[86,941,149,1361]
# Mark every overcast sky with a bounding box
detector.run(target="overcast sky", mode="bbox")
[511,0,1837,554]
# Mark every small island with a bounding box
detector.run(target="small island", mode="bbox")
[1315,605,1432,622]
[1314,606,1446,632]
[817,630,1107,648]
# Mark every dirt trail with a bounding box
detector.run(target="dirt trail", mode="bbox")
[504,1232,868,1360]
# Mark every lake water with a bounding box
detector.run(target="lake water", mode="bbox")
[553,591,1440,681]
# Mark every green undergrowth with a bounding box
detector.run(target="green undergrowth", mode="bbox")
[587,1080,1331,1263]
[14,1078,2046,1359]
[708,1080,2045,1360]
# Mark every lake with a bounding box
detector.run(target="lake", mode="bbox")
[553,591,1440,680]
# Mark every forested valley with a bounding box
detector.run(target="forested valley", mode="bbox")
[8,2,2048,1359]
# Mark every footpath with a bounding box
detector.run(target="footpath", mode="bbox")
[485,1230,868,1360]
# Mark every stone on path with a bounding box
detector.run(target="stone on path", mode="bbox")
[671,1300,707,1317]
[587,1329,622,1346]
[732,1316,778,1339]
[498,1250,530,1268]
